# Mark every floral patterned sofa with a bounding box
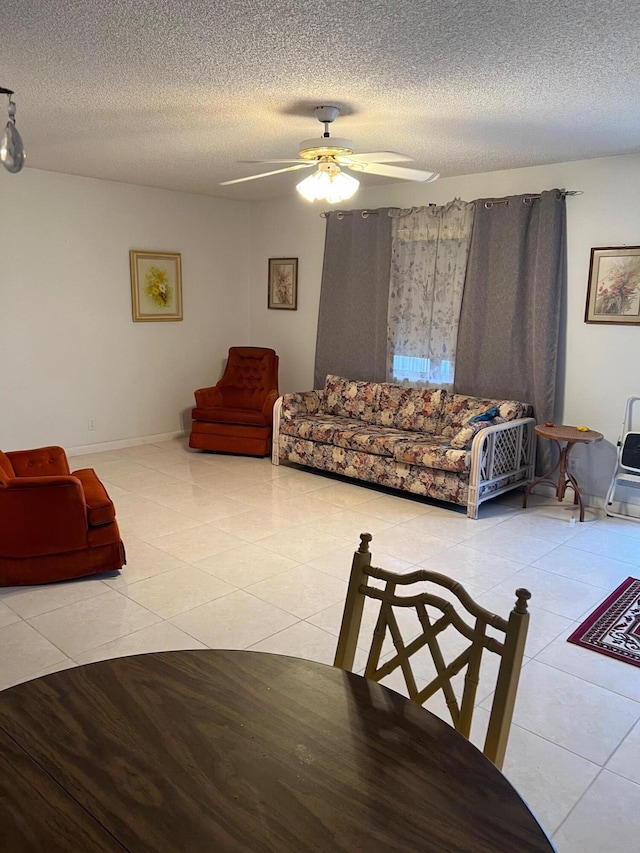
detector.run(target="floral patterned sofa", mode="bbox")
[272,375,536,518]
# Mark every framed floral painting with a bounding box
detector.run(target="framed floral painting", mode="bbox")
[130,250,183,321]
[268,257,298,310]
[585,246,640,324]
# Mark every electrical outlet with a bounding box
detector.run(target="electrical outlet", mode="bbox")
[88,417,96,431]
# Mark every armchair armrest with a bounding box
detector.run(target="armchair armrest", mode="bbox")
[194,386,223,408]
[72,468,116,526]
[7,475,82,490]
[261,390,279,419]
[7,445,71,477]
[0,476,88,557]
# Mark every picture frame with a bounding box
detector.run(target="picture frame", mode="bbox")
[130,250,183,322]
[585,246,640,325]
[268,257,298,310]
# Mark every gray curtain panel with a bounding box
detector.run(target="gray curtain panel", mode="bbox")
[314,209,392,389]
[454,190,566,426]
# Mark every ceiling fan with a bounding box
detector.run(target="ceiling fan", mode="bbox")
[220,106,439,203]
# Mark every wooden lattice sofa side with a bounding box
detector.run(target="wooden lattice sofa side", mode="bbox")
[466,418,536,518]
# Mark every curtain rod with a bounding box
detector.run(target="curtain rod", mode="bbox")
[484,189,583,209]
[320,209,380,219]
[321,189,583,217]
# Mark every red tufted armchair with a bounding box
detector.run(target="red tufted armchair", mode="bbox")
[189,347,279,457]
[0,446,126,586]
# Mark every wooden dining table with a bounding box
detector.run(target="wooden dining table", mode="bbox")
[0,649,555,852]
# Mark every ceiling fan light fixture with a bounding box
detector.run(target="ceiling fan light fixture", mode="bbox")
[296,161,359,204]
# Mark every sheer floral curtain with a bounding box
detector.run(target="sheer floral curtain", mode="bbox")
[387,200,475,389]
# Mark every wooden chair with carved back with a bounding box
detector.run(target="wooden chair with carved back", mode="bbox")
[334,533,531,769]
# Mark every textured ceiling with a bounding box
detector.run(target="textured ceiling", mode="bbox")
[3,0,640,200]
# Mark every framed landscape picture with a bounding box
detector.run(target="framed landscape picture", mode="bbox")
[268,257,298,310]
[130,250,183,321]
[585,246,640,324]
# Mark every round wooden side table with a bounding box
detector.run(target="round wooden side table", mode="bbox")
[523,423,603,521]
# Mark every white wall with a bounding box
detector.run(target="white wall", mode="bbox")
[2,156,637,500]
[247,197,326,393]
[0,168,250,451]
[248,154,640,500]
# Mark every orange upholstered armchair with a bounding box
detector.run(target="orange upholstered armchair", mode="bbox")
[0,446,125,586]
[189,347,279,457]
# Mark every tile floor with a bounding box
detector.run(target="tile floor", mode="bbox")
[2,437,640,851]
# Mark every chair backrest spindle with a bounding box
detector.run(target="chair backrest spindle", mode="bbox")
[333,532,372,673]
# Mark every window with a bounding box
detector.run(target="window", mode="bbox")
[392,355,453,387]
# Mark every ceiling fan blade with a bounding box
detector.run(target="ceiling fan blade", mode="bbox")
[240,159,309,164]
[338,151,414,165]
[220,164,313,185]
[348,162,439,182]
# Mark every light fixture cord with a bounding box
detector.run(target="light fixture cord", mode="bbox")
[0,87,17,123]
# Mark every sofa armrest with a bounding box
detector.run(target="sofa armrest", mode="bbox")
[0,477,88,557]
[280,389,326,420]
[194,386,223,408]
[466,418,536,519]
[7,446,71,477]
[272,390,327,466]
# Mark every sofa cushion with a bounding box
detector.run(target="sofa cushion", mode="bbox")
[374,384,445,433]
[333,427,414,457]
[280,417,410,458]
[441,395,531,437]
[449,417,508,449]
[393,436,470,473]
[324,375,379,423]
[279,415,364,444]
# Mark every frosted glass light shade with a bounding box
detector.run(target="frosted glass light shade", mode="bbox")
[1,121,25,173]
[297,168,359,203]
[1,93,25,173]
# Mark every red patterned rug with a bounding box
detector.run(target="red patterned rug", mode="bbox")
[568,577,640,667]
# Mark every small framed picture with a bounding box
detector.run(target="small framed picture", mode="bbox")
[130,250,183,321]
[268,257,298,310]
[585,246,640,324]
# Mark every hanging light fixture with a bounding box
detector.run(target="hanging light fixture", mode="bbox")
[296,157,359,204]
[0,87,26,174]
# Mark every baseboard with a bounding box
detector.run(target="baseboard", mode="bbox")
[66,430,187,457]
[528,482,605,510]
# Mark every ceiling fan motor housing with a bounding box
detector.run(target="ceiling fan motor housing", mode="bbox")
[298,137,354,160]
